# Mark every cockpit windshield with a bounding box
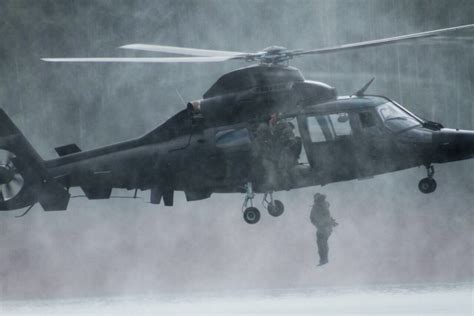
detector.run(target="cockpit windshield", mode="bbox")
[376,102,421,132]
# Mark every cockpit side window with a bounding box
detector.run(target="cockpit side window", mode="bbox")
[377,102,421,132]
[215,128,251,148]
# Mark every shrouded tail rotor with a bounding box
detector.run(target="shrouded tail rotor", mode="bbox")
[0,149,25,202]
[0,109,70,212]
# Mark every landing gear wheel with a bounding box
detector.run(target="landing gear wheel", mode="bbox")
[418,177,437,194]
[243,207,261,224]
[268,200,284,217]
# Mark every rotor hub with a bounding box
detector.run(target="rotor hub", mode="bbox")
[262,46,287,54]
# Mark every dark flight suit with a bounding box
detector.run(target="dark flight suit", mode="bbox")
[310,197,337,265]
[273,121,298,188]
[254,122,278,189]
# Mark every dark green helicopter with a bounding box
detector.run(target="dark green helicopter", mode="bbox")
[0,24,473,223]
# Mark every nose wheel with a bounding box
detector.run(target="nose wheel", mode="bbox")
[419,165,437,194]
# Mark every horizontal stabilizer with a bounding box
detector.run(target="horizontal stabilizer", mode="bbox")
[55,143,81,157]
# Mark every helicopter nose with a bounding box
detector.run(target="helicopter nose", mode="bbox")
[433,128,474,163]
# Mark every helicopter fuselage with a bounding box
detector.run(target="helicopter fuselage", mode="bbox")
[1,65,473,213]
[43,94,474,205]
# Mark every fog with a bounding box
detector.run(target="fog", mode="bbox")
[0,0,472,304]
[2,284,472,315]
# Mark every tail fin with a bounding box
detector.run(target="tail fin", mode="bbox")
[0,110,22,137]
[0,109,70,211]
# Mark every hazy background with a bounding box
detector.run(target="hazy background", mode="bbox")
[0,0,472,300]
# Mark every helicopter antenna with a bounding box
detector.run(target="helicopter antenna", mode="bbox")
[175,89,187,106]
[353,77,375,97]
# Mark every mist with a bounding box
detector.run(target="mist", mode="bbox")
[0,0,472,302]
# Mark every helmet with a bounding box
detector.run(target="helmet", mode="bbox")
[313,193,326,201]
[269,113,279,126]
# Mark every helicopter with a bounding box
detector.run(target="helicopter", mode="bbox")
[0,24,473,223]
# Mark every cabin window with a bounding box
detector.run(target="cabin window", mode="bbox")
[359,112,376,128]
[307,116,327,142]
[215,128,251,148]
[329,113,352,136]
[307,112,352,143]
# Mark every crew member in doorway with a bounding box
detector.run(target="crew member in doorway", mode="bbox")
[310,193,338,266]
[272,115,298,189]
[254,120,277,189]
[254,113,298,190]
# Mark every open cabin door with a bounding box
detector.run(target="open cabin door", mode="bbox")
[298,111,358,183]
[211,123,253,183]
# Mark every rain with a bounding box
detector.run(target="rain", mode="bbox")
[0,1,472,314]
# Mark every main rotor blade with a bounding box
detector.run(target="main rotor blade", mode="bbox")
[120,44,246,57]
[41,56,242,63]
[296,24,474,56]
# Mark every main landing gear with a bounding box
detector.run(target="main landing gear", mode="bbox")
[242,182,285,224]
[263,192,284,217]
[418,164,437,194]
